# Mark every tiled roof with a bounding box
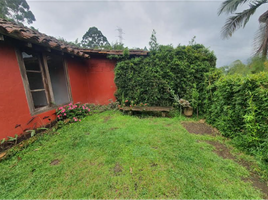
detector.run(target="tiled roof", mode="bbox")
[0,18,89,58]
[0,18,148,58]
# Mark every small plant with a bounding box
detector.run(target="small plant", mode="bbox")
[8,135,18,145]
[56,102,90,123]
[1,138,6,144]
[178,99,191,108]
[120,100,148,108]
[191,84,200,117]
[26,127,48,137]
[107,99,120,110]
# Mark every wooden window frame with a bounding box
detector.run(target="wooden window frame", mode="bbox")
[16,48,73,116]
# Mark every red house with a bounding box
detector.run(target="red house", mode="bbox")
[0,19,147,140]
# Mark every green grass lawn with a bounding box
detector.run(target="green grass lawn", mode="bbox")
[0,111,265,199]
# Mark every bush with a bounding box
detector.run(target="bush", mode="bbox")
[56,103,90,123]
[114,44,216,113]
[205,72,268,161]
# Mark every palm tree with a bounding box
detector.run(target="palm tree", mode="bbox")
[219,0,268,57]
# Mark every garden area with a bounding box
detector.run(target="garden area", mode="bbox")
[0,111,268,199]
[1,38,268,199]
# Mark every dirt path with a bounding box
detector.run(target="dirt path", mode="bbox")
[181,121,268,199]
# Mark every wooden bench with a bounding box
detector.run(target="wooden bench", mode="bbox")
[119,106,174,117]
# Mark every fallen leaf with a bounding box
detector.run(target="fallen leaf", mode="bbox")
[0,152,6,159]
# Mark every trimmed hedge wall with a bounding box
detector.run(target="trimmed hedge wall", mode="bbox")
[114,44,216,110]
[205,72,268,161]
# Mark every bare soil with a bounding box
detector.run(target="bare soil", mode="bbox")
[114,162,123,175]
[181,121,219,136]
[182,121,268,199]
[103,116,111,123]
[50,159,60,165]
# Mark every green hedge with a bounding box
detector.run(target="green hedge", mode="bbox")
[114,44,216,110]
[205,72,268,161]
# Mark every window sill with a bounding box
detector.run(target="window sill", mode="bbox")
[31,102,71,116]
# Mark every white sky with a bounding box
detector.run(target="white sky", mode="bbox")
[26,0,267,67]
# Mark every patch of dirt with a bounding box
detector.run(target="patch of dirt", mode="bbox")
[205,141,235,160]
[114,162,123,175]
[110,127,119,131]
[50,159,60,165]
[181,122,219,136]
[205,140,268,199]
[151,163,158,167]
[103,116,111,123]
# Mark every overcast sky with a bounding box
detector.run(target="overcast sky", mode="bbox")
[26,0,267,67]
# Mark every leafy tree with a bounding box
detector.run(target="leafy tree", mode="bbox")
[0,0,36,24]
[81,27,110,49]
[149,29,159,51]
[219,57,268,76]
[226,60,249,76]
[248,56,268,73]
[218,0,268,57]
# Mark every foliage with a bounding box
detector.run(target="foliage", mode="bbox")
[149,29,159,52]
[57,37,81,48]
[178,99,191,108]
[56,102,90,123]
[0,0,35,24]
[107,42,125,50]
[220,60,250,76]
[218,0,268,57]
[205,72,268,161]
[119,99,148,108]
[107,47,130,60]
[81,27,110,49]
[0,111,265,199]
[219,57,268,76]
[114,43,216,113]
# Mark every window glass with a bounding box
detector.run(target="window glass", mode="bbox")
[26,72,44,90]
[46,54,70,105]
[32,91,48,108]
[22,50,48,109]
[22,52,41,71]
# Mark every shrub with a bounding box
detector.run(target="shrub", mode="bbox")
[114,44,216,113]
[56,103,90,123]
[205,72,268,161]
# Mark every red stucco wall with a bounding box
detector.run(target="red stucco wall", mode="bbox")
[86,58,117,105]
[67,58,89,104]
[0,44,117,140]
[0,43,57,139]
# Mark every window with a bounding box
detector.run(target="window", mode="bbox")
[17,48,72,115]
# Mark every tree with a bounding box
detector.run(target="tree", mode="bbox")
[81,27,110,49]
[0,0,36,24]
[149,29,159,51]
[218,0,268,57]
